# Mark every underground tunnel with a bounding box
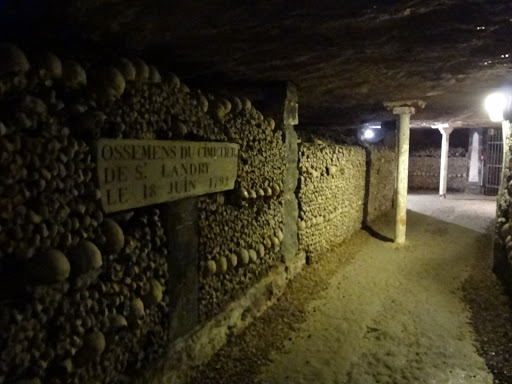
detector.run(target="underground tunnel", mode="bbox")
[1,1,512,383]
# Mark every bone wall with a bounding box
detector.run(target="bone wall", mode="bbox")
[0,44,286,384]
[494,128,512,292]
[367,147,397,222]
[408,148,469,191]
[296,139,395,263]
[0,43,399,384]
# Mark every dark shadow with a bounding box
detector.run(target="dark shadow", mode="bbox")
[462,238,512,383]
[362,144,394,243]
[362,222,394,242]
[493,239,512,297]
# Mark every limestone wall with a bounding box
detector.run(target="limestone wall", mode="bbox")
[297,139,395,262]
[408,148,468,191]
[0,44,287,384]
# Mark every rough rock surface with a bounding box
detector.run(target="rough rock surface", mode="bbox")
[1,1,510,128]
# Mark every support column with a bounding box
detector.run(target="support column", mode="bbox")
[438,127,454,198]
[257,82,300,271]
[279,83,300,271]
[164,198,199,342]
[393,106,415,244]
[384,100,425,244]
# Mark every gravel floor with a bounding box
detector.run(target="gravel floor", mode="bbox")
[191,205,512,384]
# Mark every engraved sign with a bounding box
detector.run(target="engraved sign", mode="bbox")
[96,139,239,213]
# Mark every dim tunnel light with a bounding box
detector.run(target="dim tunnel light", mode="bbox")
[360,121,385,143]
[485,92,507,122]
[363,129,375,139]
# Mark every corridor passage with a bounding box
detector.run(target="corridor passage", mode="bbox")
[407,192,497,233]
[193,201,512,384]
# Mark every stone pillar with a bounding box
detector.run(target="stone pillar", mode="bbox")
[468,132,481,183]
[163,198,199,341]
[466,130,483,194]
[392,106,415,244]
[280,84,300,271]
[438,127,454,198]
[257,82,300,270]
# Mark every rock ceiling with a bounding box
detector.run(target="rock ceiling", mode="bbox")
[1,0,512,129]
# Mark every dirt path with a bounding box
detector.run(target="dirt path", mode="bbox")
[192,210,512,384]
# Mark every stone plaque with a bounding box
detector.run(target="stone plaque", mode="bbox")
[96,139,239,213]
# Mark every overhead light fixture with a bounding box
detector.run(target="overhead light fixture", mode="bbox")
[432,123,449,129]
[485,92,508,122]
[360,121,384,143]
[363,121,382,130]
[363,129,375,139]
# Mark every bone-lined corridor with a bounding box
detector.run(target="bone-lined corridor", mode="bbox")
[1,2,512,384]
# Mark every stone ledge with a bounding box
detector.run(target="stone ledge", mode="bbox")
[136,255,306,384]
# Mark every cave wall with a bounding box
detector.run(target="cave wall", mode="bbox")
[0,44,288,384]
[408,148,469,192]
[297,139,395,263]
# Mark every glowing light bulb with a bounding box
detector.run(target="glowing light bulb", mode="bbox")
[485,92,507,122]
[363,129,375,139]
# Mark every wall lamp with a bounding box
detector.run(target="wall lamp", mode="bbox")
[485,92,511,123]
